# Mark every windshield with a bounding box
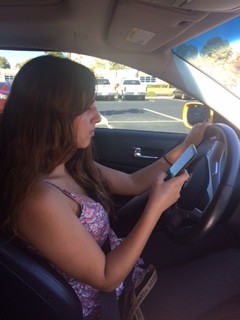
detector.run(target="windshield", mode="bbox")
[173,16,240,98]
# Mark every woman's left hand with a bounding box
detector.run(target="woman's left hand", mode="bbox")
[183,121,211,148]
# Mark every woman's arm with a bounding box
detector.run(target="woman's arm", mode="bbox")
[96,122,209,196]
[17,171,188,292]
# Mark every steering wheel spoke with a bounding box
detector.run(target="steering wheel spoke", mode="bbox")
[206,139,226,199]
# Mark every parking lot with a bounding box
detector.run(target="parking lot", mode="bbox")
[96,97,190,133]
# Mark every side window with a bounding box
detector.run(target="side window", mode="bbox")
[94,59,192,134]
[0,50,193,134]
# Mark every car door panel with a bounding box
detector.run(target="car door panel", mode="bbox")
[93,128,186,173]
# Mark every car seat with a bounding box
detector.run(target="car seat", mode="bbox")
[0,231,83,320]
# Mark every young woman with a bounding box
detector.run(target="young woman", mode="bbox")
[1,55,240,320]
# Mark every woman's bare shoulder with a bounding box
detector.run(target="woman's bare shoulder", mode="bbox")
[23,180,68,210]
[17,181,75,237]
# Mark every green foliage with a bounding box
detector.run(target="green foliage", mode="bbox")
[90,59,106,71]
[175,44,198,60]
[15,59,32,69]
[0,56,10,69]
[200,37,233,63]
[108,61,126,70]
[90,59,128,73]
[45,51,66,58]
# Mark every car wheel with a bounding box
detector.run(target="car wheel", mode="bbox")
[163,123,240,244]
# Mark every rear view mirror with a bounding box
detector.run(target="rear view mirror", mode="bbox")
[182,102,213,128]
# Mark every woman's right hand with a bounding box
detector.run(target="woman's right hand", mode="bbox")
[146,170,189,217]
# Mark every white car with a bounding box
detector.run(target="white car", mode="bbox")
[117,79,146,100]
[95,78,115,100]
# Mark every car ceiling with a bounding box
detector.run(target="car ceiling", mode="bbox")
[0,0,240,78]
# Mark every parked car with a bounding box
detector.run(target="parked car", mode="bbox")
[117,79,146,100]
[1,1,240,319]
[95,78,115,100]
[0,82,11,113]
[172,88,193,100]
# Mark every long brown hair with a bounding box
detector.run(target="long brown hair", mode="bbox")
[0,55,111,233]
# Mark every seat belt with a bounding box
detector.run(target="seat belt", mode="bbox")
[100,237,122,320]
[100,290,122,320]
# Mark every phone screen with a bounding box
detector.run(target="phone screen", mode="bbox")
[165,144,197,180]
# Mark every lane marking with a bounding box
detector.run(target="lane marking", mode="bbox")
[144,108,183,122]
[97,107,183,127]
[108,120,179,123]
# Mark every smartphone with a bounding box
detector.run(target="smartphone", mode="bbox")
[165,144,197,181]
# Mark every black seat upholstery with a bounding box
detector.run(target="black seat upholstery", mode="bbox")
[0,232,83,320]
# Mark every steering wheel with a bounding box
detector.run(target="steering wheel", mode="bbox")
[164,123,240,244]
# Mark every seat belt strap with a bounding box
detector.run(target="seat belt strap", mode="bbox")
[100,237,122,320]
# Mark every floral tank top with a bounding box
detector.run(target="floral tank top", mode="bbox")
[42,182,144,320]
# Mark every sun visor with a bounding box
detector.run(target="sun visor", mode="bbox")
[107,0,207,53]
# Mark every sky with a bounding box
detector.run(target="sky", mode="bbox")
[0,50,97,69]
[180,16,240,51]
[0,50,45,68]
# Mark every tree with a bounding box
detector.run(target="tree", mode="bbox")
[175,44,198,60]
[0,56,11,69]
[231,52,240,72]
[15,52,66,69]
[108,61,127,70]
[200,37,233,63]
[44,51,66,58]
[15,59,32,69]
[90,59,106,72]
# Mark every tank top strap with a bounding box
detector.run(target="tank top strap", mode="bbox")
[42,180,84,205]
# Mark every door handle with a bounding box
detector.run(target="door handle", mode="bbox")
[133,147,158,160]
